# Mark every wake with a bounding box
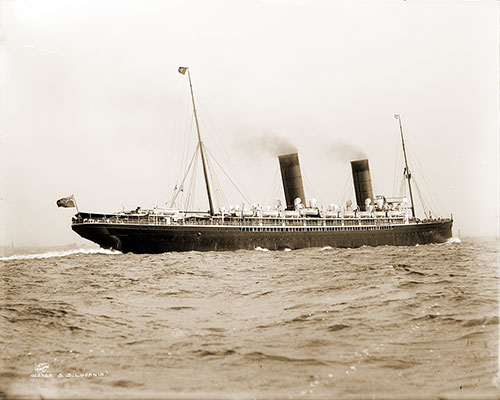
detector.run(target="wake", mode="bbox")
[433,237,462,247]
[0,248,120,261]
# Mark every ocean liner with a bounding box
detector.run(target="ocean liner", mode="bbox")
[63,67,453,253]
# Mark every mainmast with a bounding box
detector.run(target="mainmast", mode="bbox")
[394,114,416,218]
[179,67,215,216]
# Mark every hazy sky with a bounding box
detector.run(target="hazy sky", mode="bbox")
[1,0,498,247]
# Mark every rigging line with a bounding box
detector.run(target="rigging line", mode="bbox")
[170,81,192,184]
[158,189,176,206]
[262,167,280,206]
[203,128,251,201]
[299,168,314,203]
[395,114,416,217]
[183,147,197,211]
[176,112,195,188]
[179,79,196,177]
[215,163,230,210]
[271,173,283,206]
[340,172,353,205]
[205,154,228,210]
[195,98,251,200]
[186,151,199,211]
[218,179,229,209]
[413,178,431,217]
[170,143,200,208]
[167,82,184,186]
[398,176,406,198]
[407,147,444,215]
[408,144,432,208]
[411,168,442,216]
[415,182,434,217]
[176,91,189,175]
[204,145,252,205]
[302,169,325,206]
[411,178,425,214]
[206,156,220,211]
[370,170,385,197]
[185,116,196,180]
[180,89,192,167]
[212,149,242,208]
[392,133,403,196]
[206,143,234,210]
[405,147,441,215]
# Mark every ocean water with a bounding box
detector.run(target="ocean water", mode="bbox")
[1,237,498,399]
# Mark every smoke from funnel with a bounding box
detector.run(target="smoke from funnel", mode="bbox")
[241,131,297,157]
[329,141,367,162]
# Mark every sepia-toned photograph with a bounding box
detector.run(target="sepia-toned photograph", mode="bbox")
[1,0,498,399]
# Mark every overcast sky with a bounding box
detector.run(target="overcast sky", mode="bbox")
[1,0,498,247]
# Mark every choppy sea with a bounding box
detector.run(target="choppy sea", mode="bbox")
[1,237,498,399]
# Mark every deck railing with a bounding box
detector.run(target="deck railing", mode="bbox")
[71,213,449,228]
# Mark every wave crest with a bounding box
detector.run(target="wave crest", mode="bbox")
[254,247,270,252]
[0,248,120,261]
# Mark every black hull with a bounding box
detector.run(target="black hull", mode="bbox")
[72,220,453,254]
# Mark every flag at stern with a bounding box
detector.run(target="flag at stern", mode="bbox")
[56,195,76,208]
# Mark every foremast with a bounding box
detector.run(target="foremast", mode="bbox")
[394,114,416,218]
[179,66,215,216]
